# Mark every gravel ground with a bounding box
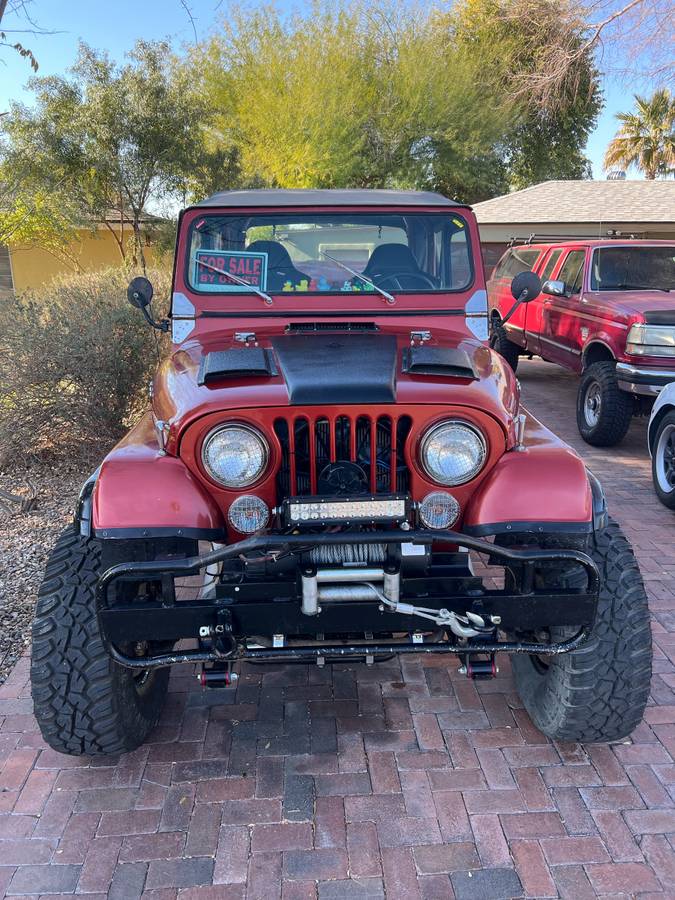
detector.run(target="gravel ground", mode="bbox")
[0,461,87,684]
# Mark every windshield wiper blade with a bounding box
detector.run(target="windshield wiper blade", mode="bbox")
[321,252,395,305]
[195,258,273,305]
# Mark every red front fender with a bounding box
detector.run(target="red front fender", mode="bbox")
[463,412,593,535]
[91,414,225,539]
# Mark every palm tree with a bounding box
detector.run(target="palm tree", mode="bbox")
[604,89,675,179]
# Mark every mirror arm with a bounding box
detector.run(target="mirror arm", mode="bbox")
[140,306,170,332]
[501,289,529,326]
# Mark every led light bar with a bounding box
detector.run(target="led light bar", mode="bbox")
[286,496,408,526]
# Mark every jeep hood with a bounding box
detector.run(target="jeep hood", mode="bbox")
[151,324,520,438]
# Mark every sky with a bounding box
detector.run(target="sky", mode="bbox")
[0,0,648,184]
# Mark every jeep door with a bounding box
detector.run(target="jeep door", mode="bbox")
[539,248,587,370]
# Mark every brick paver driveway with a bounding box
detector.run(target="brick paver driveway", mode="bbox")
[1,357,675,899]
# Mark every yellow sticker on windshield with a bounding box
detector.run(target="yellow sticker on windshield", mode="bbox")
[452,218,464,229]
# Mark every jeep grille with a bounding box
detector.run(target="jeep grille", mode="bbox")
[274,414,412,498]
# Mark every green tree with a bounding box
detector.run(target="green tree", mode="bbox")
[1,40,207,268]
[453,0,602,189]
[192,1,600,203]
[604,89,675,179]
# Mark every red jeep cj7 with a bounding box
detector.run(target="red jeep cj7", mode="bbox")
[30,190,651,756]
[488,240,675,446]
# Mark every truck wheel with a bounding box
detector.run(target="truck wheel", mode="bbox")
[511,518,652,743]
[489,321,520,372]
[31,526,169,756]
[577,361,633,446]
[651,410,675,509]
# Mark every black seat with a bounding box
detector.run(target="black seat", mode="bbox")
[362,243,422,278]
[360,243,436,290]
[246,240,309,292]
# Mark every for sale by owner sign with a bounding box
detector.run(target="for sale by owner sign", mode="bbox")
[194,250,268,292]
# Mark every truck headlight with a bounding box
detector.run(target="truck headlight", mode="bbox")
[627,324,675,357]
[202,424,269,487]
[420,421,486,485]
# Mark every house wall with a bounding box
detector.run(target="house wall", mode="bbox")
[6,227,157,294]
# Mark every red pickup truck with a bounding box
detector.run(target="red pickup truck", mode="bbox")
[487,240,675,446]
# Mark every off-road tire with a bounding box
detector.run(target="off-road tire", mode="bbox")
[31,526,169,756]
[511,518,652,743]
[651,410,675,509]
[489,320,520,372]
[577,361,633,447]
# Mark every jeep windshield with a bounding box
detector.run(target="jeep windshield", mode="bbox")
[187,212,473,295]
[591,246,675,292]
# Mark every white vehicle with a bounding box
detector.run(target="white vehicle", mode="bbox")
[649,381,675,508]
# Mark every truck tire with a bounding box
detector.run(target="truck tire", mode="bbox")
[31,526,169,756]
[577,361,633,446]
[489,321,520,372]
[511,518,652,743]
[651,410,675,509]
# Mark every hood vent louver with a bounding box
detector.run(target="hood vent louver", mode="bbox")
[198,348,278,385]
[402,346,477,379]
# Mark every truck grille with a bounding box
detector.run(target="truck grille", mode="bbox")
[274,414,412,497]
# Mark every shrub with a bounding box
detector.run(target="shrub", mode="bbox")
[0,267,171,466]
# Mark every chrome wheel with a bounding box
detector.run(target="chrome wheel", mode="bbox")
[584,382,602,428]
[655,423,675,494]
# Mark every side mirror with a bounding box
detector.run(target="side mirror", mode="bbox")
[127,276,154,309]
[542,278,566,298]
[126,276,169,333]
[510,270,541,303]
[500,271,542,327]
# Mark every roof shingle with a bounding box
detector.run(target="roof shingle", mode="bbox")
[473,180,675,225]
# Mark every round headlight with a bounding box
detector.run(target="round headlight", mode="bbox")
[419,492,460,529]
[420,421,486,486]
[227,495,269,533]
[202,424,269,488]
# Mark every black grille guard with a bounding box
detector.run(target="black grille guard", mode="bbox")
[97,529,599,669]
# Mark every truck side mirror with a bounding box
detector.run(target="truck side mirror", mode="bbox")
[542,279,566,298]
[127,276,154,308]
[501,271,542,326]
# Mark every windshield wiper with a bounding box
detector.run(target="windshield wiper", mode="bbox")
[321,252,395,305]
[195,257,273,305]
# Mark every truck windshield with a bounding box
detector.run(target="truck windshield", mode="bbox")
[187,212,473,295]
[591,246,675,292]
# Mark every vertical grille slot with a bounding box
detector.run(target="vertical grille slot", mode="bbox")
[274,413,412,498]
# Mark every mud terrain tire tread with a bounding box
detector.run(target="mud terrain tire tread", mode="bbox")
[31,526,169,756]
[490,321,520,372]
[512,518,652,743]
[577,361,633,447]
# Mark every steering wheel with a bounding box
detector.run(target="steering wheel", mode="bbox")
[372,271,438,291]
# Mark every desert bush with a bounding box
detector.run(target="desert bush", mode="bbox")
[0,267,171,466]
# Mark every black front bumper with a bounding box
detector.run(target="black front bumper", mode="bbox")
[97,529,599,669]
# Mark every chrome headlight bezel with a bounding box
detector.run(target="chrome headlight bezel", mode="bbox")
[201,423,270,488]
[420,420,487,486]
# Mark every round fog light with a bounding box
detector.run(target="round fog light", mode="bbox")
[419,492,460,529]
[227,495,269,533]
